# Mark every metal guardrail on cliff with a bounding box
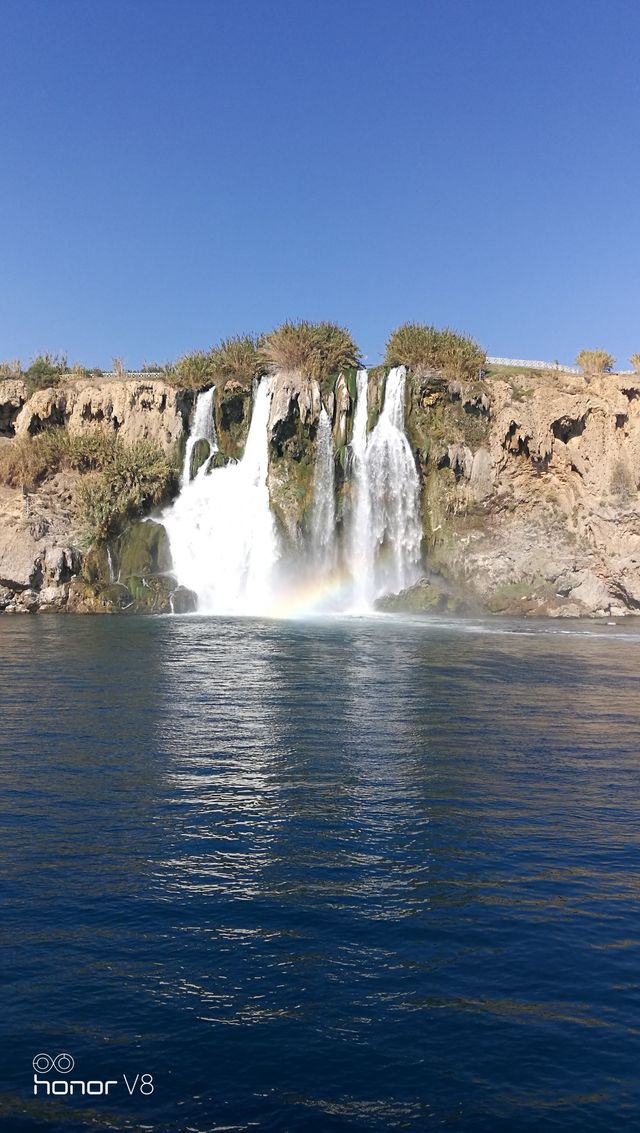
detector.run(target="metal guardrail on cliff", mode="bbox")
[100,371,164,380]
[487,357,636,376]
[486,356,581,373]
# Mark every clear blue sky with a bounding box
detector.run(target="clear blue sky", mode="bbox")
[1,0,639,369]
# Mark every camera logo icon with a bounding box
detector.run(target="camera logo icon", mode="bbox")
[32,1053,75,1074]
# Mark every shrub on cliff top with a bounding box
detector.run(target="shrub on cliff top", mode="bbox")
[209,334,265,385]
[630,354,640,373]
[0,359,22,379]
[166,350,216,390]
[261,321,360,381]
[25,353,69,395]
[166,335,264,390]
[576,349,615,375]
[385,324,486,380]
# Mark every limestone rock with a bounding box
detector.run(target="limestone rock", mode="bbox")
[0,474,83,612]
[0,525,42,589]
[115,520,171,579]
[416,368,640,616]
[333,374,351,448]
[470,448,493,500]
[214,380,252,460]
[39,584,69,610]
[447,442,474,480]
[0,379,28,436]
[268,371,322,451]
[14,379,191,453]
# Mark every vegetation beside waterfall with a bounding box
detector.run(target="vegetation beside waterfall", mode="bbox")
[159,323,359,395]
[0,429,178,545]
[385,324,486,380]
[164,335,265,390]
[78,442,179,544]
[261,321,360,385]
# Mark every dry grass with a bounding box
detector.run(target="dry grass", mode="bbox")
[0,429,177,543]
[166,335,264,390]
[0,359,22,379]
[575,349,615,375]
[78,440,177,544]
[385,324,486,380]
[0,430,118,491]
[210,334,264,384]
[261,321,360,380]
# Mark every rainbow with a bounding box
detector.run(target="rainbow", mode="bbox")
[265,567,372,620]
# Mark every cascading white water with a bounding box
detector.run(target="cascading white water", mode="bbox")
[162,366,422,617]
[348,369,374,610]
[181,386,217,488]
[310,406,336,573]
[162,377,279,614]
[365,366,422,597]
[347,366,421,608]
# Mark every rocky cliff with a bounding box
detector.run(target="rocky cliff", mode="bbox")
[2,366,640,617]
[409,369,640,617]
[9,376,191,451]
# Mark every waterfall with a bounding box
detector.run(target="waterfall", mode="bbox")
[365,366,422,597]
[162,377,279,614]
[106,545,116,583]
[348,369,374,610]
[347,366,421,609]
[162,366,422,618]
[310,406,336,573]
[181,387,217,488]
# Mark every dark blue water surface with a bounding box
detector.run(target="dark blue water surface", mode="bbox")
[1,614,640,1132]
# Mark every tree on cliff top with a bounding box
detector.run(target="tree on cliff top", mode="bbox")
[261,320,360,381]
[385,324,486,380]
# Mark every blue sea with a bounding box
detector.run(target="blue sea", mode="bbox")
[1,614,639,1131]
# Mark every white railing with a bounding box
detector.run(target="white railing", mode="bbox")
[488,357,637,377]
[487,356,580,373]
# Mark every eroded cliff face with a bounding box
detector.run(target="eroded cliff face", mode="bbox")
[10,377,192,452]
[3,366,640,616]
[0,473,83,612]
[266,370,323,548]
[404,370,640,617]
[0,376,193,612]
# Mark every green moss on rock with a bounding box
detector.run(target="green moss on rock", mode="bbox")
[81,544,111,585]
[214,382,252,460]
[115,520,171,579]
[189,438,211,480]
[375,576,476,615]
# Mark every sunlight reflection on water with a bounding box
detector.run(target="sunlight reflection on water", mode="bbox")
[1,614,639,1131]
